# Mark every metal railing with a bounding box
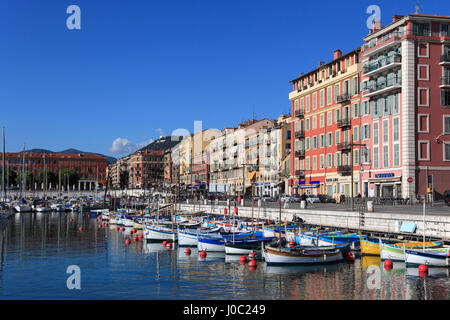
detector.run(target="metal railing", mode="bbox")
[362,54,402,75]
[295,130,305,139]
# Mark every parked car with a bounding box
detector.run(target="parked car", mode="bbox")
[444,190,450,206]
[306,194,320,204]
[288,195,301,203]
[318,194,336,203]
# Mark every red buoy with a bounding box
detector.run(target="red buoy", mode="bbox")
[125,239,131,245]
[248,259,257,268]
[69,218,73,223]
[384,259,393,268]
[139,234,144,240]
[167,242,172,249]
[419,264,428,273]
[249,266,257,271]
[199,251,207,258]
[240,256,247,263]
[133,236,138,242]
[184,248,191,255]
[163,241,167,246]
[98,224,102,229]
[78,226,83,232]
[133,229,137,233]
[116,226,120,231]
[248,252,255,259]
[289,241,295,247]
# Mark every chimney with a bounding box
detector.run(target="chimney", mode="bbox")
[372,19,382,33]
[393,15,403,23]
[334,49,342,60]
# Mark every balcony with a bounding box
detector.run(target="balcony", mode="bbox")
[441,76,450,88]
[337,118,351,130]
[294,130,305,139]
[363,31,404,58]
[336,93,351,104]
[294,109,304,118]
[362,54,402,77]
[337,165,352,176]
[363,78,402,98]
[295,170,305,178]
[295,150,305,159]
[337,142,352,152]
[441,54,450,65]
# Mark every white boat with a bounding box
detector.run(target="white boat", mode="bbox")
[143,224,177,242]
[262,245,344,265]
[178,229,200,247]
[50,203,65,212]
[123,218,135,227]
[13,203,32,213]
[197,234,225,252]
[35,202,51,212]
[404,247,450,267]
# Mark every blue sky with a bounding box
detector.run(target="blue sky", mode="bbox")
[1,0,448,158]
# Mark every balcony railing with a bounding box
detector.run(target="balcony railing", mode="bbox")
[336,94,351,104]
[441,54,450,63]
[337,118,351,129]
[295,170,305,178]
[295,150,305,159]
[295,130,305,139]
[337,143,352,152]
[337,165,352,176]
[362,54,402,75]
[365,78,402,97]
[294,109,305,118]
[441,76,450,86]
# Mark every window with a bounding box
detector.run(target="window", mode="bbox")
[361,147,370,163]
[392,93,400,114]
[353,103,359,118]
[382,119,389,144]
[412,23,431,36]
[418,114,429,133]
[418,88,429,107]
[362,100,370,115]
[320,90,325,107]
[312,116,317,130]
[444,116,450,134]
[373,122,379,145]
[354,149,359,165]
[306,157,310,170]
[320,113,324,128]
[312,93,317,110]
[441,90,450,107]
[418,42,429,57]
[327,87,332,105]
[418,141,430,161]
[335,130,340,145]
[327,154,333,168]
[313,156,317,170]
[373,146,379,168]
[320,155,324,169]
[335,152,341,167]
[305,118,310,131]
[383,145,389,167]
[312,136,317,149]
[418,65,429,81]
[444,143,450,161]
[394,144,400,166]
[353,126,359,141]
[334,84,340,103]
[327,111,332,125]
[328,132,333,146]
[393,117,400,142]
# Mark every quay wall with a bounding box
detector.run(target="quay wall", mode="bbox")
[178,203,450,242]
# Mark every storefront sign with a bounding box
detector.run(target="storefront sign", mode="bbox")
[298,180,305,185]
[375,173,394,179]
[309,181,320,184]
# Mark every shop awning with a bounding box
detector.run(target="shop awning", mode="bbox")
[368,177,401,183]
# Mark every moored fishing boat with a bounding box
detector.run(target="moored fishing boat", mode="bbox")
[197,231,255,252]
[178,226,222,247]
[404,247,450,267]
[224,237,274,255]
[143,224,177,242]
[262,244,345,265]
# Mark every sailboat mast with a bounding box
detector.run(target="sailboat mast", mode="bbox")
[2,127,6,202]
[20,143,25,199]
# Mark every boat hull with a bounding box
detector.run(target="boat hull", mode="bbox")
[404,249,450,267]
[178,231,198,247]
[263,246,343,265]
[197,237,225,252]
[144,226,177,242]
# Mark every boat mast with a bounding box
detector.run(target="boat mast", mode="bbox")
[2,127,6,202]
[20,143,25,199]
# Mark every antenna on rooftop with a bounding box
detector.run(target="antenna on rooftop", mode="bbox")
[415,0,421,14]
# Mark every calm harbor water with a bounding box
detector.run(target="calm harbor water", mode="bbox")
[0,211,449,300]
